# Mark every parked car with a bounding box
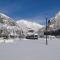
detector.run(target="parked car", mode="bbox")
[26,33,38,39]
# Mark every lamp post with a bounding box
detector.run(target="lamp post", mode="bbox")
[46,18,48,45]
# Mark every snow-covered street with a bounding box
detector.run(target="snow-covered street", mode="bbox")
[0,38,60,60]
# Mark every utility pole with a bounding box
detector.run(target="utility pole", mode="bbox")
[46,18,48,45]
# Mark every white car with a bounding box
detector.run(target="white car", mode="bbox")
[26,33,38,39]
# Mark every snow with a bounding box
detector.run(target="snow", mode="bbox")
[0,38,4,43]
[0,23,3,29]
[0,23,8,30]
[0,12,60,60]
[55,11,60,19]
[0,13,44,37]
[0,38,60,60]
[5,39,14,43]
[16,19,44,31]
[0,13,10,19]
[0,38,14,43]
[49,11,60,29]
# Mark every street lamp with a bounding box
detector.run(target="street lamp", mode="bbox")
[46,18,48,45]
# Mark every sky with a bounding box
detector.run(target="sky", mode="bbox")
[0,0,60,24]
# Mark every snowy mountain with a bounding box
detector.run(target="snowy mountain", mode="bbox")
[55,11,60,20]
[0,13,16,26]
[16,19,44,32]
[0,13,10,19]
[0,13,45,37]
[0,13,44,32]
[49,11,60,30]
[0,13,21,37]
